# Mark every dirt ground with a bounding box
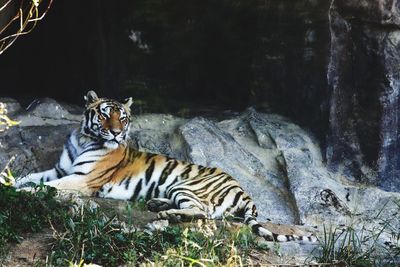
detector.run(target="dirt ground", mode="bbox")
[2,229,52,267]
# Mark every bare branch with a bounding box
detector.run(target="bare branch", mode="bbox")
[0,0,12,12]
[0,0,53,55]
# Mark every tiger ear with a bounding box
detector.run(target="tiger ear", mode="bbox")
[124,97,133,110]
[84,91,99,107]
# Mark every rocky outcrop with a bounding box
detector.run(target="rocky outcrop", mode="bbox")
[1,98,399,264]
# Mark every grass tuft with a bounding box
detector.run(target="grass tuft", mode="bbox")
[314,200,400,266]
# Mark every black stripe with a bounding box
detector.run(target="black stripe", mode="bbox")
[154,186,160,198]
[119,176,126,185]
[177,198,191,207]
[146,182,156,200]
[145,160,155,184]
[172,191,203,209]
[158,161,172,184]
[185,178,205,187]
[159,160,179,186]
[66,144,75,161]
[245,216,256,224]
[214,185,239,205]
[84,110,90,126]
[145,154,157,164]
[128,148,140,161]
[73,160,95,166]
[90,109,96,124]
[251,224,262,235]
[168,186,184,197]
[55,163,67,178]
[172,190,191,203]
[272,233,280,241]
[184,173,224,187]
[208,167,217,175]
[81,145,103,154]
[165,176,179,194]
[55,167,62,178]
[232,191,244,207]
[96,150,127,177]
[181,164,193,179]
[124,177,132,189]
[192,174,229,193]
[84,126,91,135]
[206,178,232,202]
[198,166,207,175]
[216,185,238,206]
[242,196,251,201]
[69,137,78,157]
[74,171,87,175]
[130,179,143,200]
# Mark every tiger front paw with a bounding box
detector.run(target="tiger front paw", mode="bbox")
[14,179,32,189]
[157,210,183,223]
[147,198,173,212]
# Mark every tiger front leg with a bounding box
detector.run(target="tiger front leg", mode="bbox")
[15,143,74,188]
[14,168,59,188]
[41,174,93,196]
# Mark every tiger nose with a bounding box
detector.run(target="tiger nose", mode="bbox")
[110,129,121,136]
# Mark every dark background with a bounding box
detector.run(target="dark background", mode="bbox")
[0,0,329,129]
[2,0,400,191]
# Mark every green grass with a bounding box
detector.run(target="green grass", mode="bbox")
[0,183,66,263]
[5,176,399,266]
[2,180,400,267]
[47,204,268,266]
[314,200,400,266]
[0,182,268,266]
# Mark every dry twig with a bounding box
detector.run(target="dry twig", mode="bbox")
[0,0,53,55]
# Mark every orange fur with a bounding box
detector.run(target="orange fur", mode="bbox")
[86,147,170,190]
[86,145,127,190]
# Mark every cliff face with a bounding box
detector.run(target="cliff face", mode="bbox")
[326,0,400,191]
[216,0,400,192]
[261,0,400,192]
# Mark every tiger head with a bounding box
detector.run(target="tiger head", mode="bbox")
[81,91,133,149]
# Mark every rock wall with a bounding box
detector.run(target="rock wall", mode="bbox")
[327,0,400,191]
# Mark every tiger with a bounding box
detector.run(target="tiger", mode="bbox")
[15,91,316,242]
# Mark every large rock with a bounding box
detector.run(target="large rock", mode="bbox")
[1,98,399,263]
[0,98,80,176]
